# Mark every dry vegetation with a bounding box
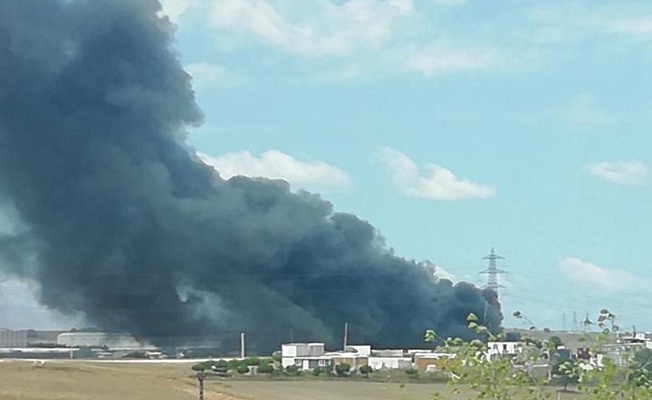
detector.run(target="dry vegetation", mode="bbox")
[0,359,582,400]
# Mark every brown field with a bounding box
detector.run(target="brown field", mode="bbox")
[0,360,582,400]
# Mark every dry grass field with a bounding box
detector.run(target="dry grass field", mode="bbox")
[0,359,583,400]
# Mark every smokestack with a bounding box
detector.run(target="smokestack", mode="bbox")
[0,0,502,353]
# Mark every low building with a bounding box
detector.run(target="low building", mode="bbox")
[414,352,456,373]
[56,332,155,351]
[0,330,28,348]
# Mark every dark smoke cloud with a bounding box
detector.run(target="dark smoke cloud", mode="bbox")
[0,0,501,352]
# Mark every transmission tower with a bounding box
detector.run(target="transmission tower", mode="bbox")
[479,248,507,292]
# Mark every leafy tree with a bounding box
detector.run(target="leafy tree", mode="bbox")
[335,363,351,377]
[191,362,207,372]
[552,359,581,392]
[548,336,563,348]
[429,308,652,400]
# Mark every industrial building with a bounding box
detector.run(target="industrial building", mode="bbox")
[56,332,155,351]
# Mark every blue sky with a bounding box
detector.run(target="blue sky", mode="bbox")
[4,0,652,333]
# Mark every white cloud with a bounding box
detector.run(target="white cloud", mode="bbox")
[209,0,414,58]
[567,94,611,127]
[584,161,649,186]
[559,257,651,293]
[185,63,240,88]
[405,41,509,76]
[377,147,495,201]
[159,0,198,22]
[198,150,351,193]
[607,17,652,36]
[433,0,467,7]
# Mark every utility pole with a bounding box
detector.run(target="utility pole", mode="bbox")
[240,332,245,359]
[343,322,349,351]
[196,371,206,400]
[562,313,566,332]
[478,248,507,292]
[573,311,578,332]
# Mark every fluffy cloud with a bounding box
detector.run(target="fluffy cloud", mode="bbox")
[584,161,648,186]
[185,63,240,88]
[377,147,495,201]
[209,0,414,58]
[205,0,516,79]
[158,0,198,22]
[559,257,650,293]
[198,150,351,193]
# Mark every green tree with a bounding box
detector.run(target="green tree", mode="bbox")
[552,359,580,392]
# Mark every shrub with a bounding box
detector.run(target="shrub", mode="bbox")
[245,357,260,366]
[359,365,373,376]
[335,363,351,377]
[405,368,419,376]
[236,365,250,375]
[257,364,274,374]
[285,365,301,376]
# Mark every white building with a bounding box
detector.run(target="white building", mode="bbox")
[368,356,412,371]
[281,343,326,369]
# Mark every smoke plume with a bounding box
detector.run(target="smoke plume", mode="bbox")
[0,0,501,352]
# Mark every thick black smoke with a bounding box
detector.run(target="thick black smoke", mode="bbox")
[0,0,501,353]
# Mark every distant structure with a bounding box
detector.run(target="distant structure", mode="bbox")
[479,248,507,292]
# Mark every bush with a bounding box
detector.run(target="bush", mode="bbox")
[335,363,351,377]
[359,365,373,376]
[257,364,274,374]
[123,351,148,359]
[245,357,261,366]
[236,365,250,375]
[285,365,301,376]
[405,368,419,376]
